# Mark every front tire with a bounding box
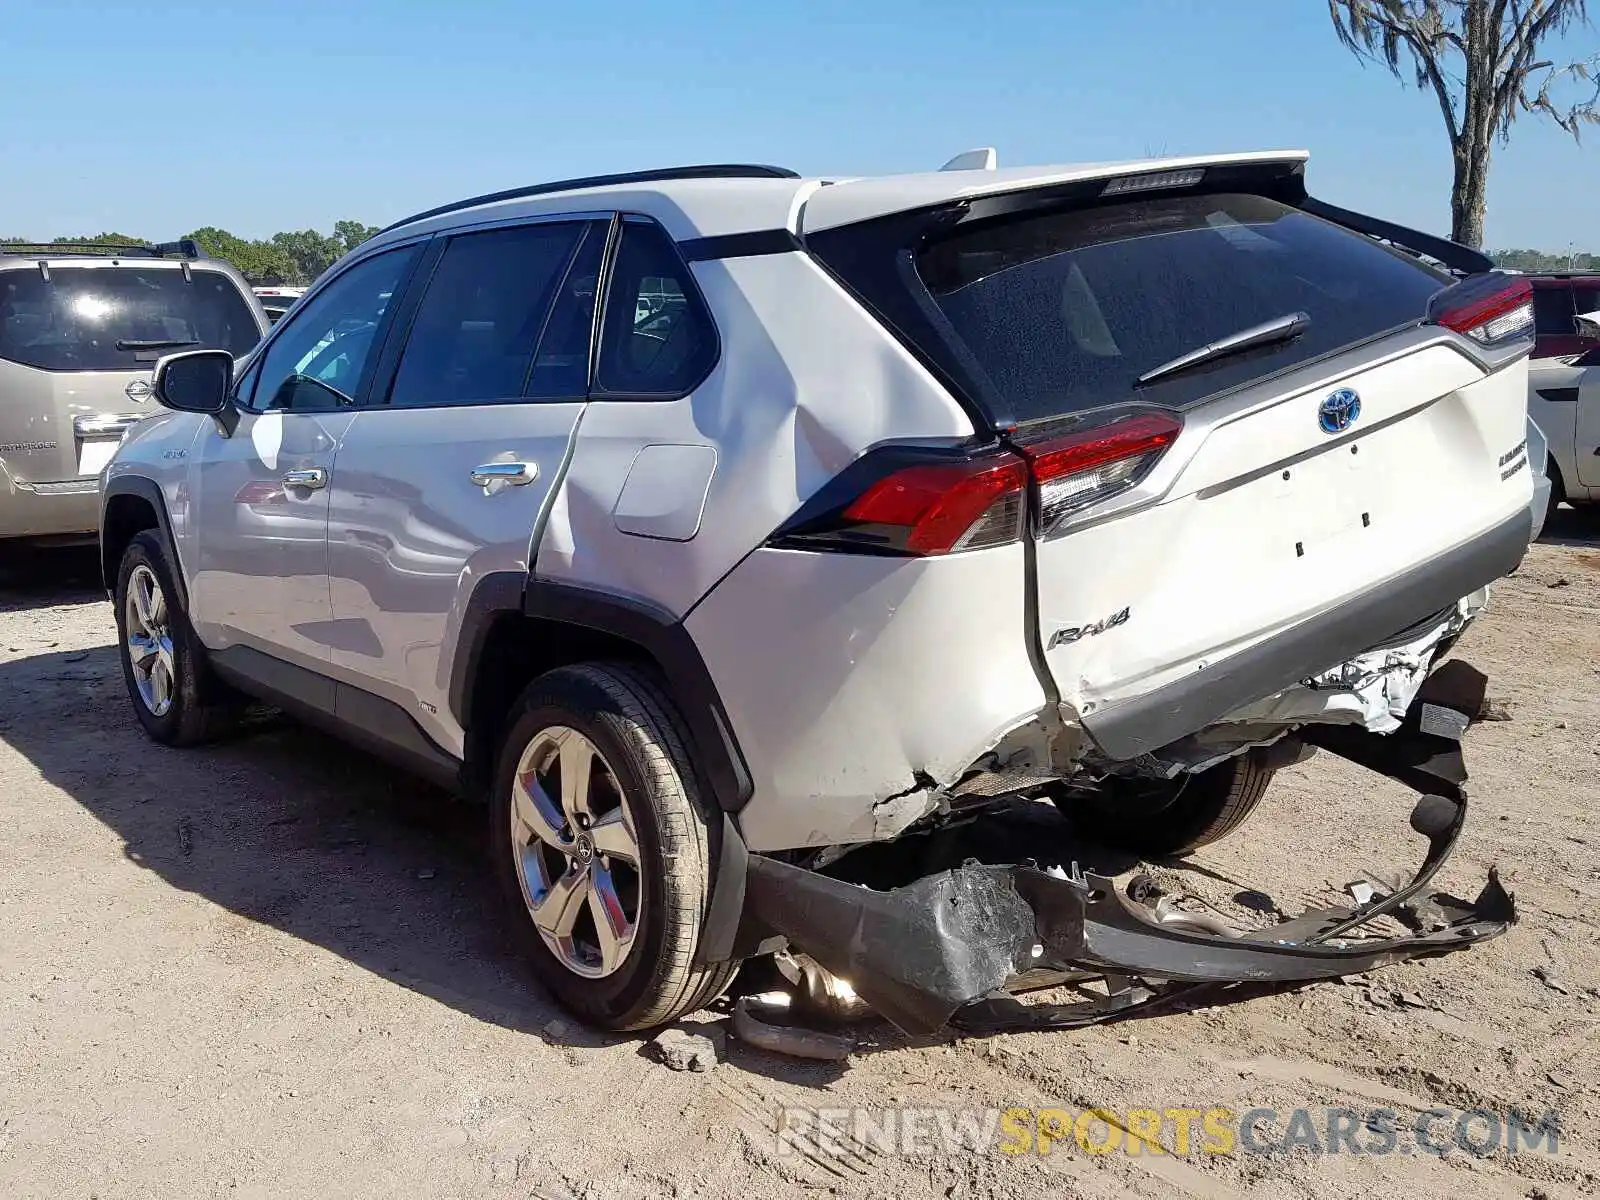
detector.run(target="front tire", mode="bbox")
[113,530,233,746]
[1055,750,1276,857]
[489,662,739,1031]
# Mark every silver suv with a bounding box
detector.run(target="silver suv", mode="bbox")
[101,156,1531,1036]
[0,241,265,543]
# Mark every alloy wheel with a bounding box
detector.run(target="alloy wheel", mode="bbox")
[125,564,177,717]
[510,727,642,978]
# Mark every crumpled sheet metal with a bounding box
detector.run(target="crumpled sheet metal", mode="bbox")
[1127,590,1489,778]
[741,669,1514,1037]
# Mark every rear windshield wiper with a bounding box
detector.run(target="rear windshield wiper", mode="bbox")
[1135,311,1310,387]
[115,338,200,351]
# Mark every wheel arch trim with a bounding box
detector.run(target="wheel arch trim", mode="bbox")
[450,572,755,816]
[100,476,188,608]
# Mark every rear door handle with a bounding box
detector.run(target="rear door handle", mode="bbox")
[470,461,538,489]
[282,468,328,490]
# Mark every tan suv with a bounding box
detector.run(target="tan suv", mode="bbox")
[0,241,266,544]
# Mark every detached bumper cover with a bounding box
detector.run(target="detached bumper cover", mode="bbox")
[742,662,1516,1036]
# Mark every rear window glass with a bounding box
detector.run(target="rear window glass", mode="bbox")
[1533,284,1575,337]
[0,266,259,372]
[917,193,1446,422]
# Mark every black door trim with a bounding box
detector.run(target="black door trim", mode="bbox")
[520,582,755,813]
[210,645,461,790]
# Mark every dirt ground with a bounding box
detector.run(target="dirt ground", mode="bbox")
[2,516,1599,1200]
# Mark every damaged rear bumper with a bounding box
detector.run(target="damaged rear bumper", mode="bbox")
[738,661,1517,1037]
[1079,509,1529,760]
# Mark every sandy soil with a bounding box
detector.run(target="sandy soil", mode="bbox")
[2,516,1598,1200]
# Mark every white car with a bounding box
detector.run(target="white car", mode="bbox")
[103,151,1532,1035]
[252,285,307,324]
[1528,274,1600,520]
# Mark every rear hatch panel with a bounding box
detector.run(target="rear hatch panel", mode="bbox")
[1,261,261,487]
[807,168,1534,762]
[1037,337,1531,756]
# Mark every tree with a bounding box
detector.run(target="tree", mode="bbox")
[333,219,380,253]
[270,229,346,284]
[1329,1,1600,247]
[6,219,378,284]
[187,226,296,284]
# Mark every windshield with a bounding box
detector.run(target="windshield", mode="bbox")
[0,266,260,372]
[916,193,1448,422]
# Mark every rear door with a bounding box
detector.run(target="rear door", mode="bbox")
[324,216,607,754]
[0,262,260,489]
[914,191,1532,745]
[1577,368,1600,488]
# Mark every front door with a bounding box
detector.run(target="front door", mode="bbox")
[188,244,424,665]
[1577,365,1600,489]
[325,218,608,754]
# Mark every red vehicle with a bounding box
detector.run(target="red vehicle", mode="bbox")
[1530,273,1600,361]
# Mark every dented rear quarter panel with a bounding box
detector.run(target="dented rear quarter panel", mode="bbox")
[685,543,1047,853]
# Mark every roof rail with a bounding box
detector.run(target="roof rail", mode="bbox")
[378,163,801,235]
[0,238,204,260]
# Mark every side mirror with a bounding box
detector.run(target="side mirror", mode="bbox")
[1575,310,1600,340]
[153,348,233,414]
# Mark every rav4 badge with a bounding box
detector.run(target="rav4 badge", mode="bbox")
[1048,606,1130,650]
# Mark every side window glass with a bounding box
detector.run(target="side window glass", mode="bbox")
[231,359,261,408]
[252,246,419,412]
[1533,284,1576,336]
[387,222,586,408]
[524,224,605,399]
[595,219,717,397]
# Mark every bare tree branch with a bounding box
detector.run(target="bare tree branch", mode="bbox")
[1330,1,1598,246]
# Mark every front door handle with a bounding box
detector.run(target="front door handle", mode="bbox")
[282,468,328,490]
[470,461,539,489]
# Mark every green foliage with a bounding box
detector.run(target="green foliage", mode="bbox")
[1491,247,1600,271]
[2,220,380,285]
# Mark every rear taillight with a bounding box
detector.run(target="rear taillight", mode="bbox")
[840,454,1028,554]
[1020,412,1183,531]
[771,411,1182,556]
[1427,275,1534,346]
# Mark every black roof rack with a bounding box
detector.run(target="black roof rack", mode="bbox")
[0,238,204,260]
[379,164,800,235]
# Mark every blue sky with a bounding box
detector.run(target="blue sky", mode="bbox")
[2,0,1595,248]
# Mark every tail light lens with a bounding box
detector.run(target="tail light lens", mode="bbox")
[839,453,1028,554]
[770,411,1182,556]
[1020,412,1183,532]
[1427,274,1533,346]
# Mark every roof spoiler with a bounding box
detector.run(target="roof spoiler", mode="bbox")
[939,148,997,172]
[1302,197,1492,276]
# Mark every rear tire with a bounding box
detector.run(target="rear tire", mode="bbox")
[489,662,739,1031]
[1055,750,1276,857]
